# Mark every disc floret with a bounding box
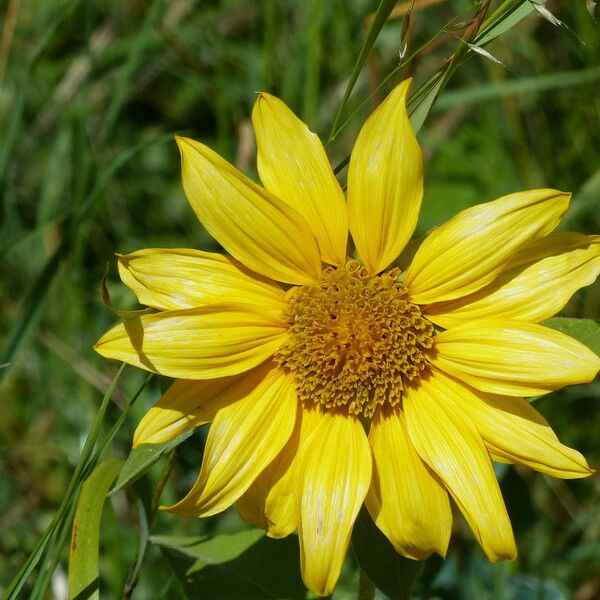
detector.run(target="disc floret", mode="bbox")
[275,260,435,417]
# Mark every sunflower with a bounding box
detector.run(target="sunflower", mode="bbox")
[95,80,600,596]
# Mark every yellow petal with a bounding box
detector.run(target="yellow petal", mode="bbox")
[133,364,271,447]
[237,406,321,538]
[236,475,269,531]
[427,368,593,479]
[405,189,571,304]
[252,93,348,265]
[164,365,297,517]
[365,407,452,560]
[118,248,284,310]
[348,79,423,274]
[426,233,600,327]
[404,375,517,562]
[94,302,288,379]
[236,410,301,534]
[433,319,600,397]
[296,411,372,596]
[177,136,322,285]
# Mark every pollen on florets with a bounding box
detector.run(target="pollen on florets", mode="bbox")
[274,260,435,417]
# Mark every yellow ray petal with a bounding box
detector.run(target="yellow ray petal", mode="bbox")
[252,93,348,265]
[164,366,297,517]
[176,136,321,285]
[118,248,284,311]
[236,472,270,531]
[133,363,274,447]
[366,407,452,560]
[405,189,571,304]
[94,302,289,379]
[348,79,423,274]
[426,233,600,327]
[433,319,600,397]
[404,375,517,562]
[237,406,321,538]
[427,368,593,479]
[295,411,372,597]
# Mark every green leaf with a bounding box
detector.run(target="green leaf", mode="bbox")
[543,317,600,355]
[68,456,123,600]
[111,430,193,495]
[152,530,306,599]
[352,508,423,600]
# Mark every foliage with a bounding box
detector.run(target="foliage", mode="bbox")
[1,0,599,598]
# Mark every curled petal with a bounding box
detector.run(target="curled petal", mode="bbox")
[133,364,273,446]
[366,407,452,560]
[164,366,297,517]
[237,406,321,538]
[404,374,517,562]
[428,368,593,479]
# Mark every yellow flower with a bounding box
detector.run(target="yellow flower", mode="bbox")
[95,80,600,596]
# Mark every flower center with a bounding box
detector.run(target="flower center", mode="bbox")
[274,260,435,417]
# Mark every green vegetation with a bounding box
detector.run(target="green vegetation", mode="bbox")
[1,0,599,598]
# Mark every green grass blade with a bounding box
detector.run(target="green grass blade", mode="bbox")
[0,1,80,189]
[327,0,398,142]
[95,373,155,460]
[302,0,324,124]
[0,134,172,387]
[68,456,124,600]
[476,0,534,46]
[435,66,600,109]
[409,72,445,133]
[261,0,277,90]
[111,430,193,495]
[30,496,78,599]
[99,0,163,141]
[4,364,125,599]
[0,243,68,388]
[123,496,151,598]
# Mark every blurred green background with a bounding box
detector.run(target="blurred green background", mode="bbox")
[1,0,599,598]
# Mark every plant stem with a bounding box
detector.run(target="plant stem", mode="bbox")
[357,568,376,600]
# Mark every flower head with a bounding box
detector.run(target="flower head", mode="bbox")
[95,80,600,596]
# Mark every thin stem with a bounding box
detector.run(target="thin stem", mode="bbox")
[327,0,397,143]
[357,568,376,600]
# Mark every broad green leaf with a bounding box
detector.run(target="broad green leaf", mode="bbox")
[68,456,123,600]
[111,430,193,495]
[543,317,600,355]
[152,530,306,599]
[351,508,423,600]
